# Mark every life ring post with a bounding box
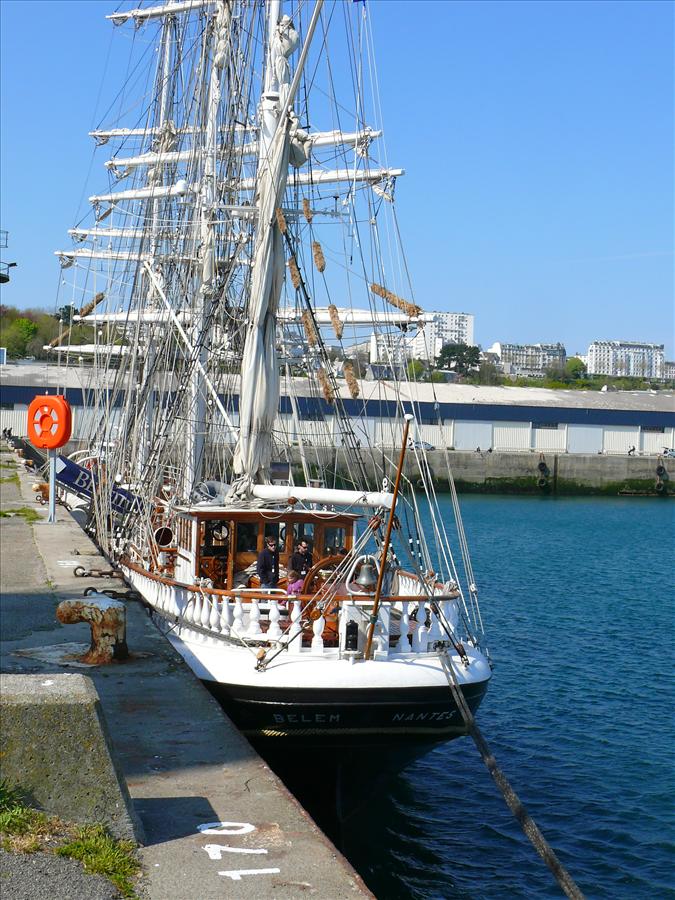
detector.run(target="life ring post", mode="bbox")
[26,394,73,524]
[48,448,57,523]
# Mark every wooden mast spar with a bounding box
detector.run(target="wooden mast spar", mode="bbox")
[363,414,413,660]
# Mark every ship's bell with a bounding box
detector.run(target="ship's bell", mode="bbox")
[355,557,378,590]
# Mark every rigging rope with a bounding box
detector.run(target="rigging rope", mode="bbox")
[439,654,585,900]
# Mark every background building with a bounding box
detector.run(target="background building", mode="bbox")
[586,341,664,378]
[367,311,475,365]
[408,312,475,363]
[368,332,409,366]
[487,342,566,378]
[2,364,673,457]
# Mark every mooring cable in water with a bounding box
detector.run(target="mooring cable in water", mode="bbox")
[439,653,585,900]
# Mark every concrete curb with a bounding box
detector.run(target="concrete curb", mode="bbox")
[0,673,143,842]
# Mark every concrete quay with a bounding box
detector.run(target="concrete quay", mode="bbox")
[0,443,372,899]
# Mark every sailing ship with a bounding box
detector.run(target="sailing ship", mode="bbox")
[50,0,492,751]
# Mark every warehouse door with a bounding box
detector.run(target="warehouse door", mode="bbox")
[567,424,602,454]
[453,420,493,451]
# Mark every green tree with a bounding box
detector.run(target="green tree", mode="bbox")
[13,317,37,344]
[56,304,77,325]
[0,317,37,358]
[407,358,425,380]
[469,361,502,385]
[565,357,587,380]
[26,312,62,359]
[435,342,481,376]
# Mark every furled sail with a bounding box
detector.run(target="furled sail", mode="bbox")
[231,12,302,494]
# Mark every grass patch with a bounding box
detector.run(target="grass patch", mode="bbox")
[0,506,41,523]
[57,825,140,898]
[0,472,20,486]
[0,780,140,898]
[0,779,53,843]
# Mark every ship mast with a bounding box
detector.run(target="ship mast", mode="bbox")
[138,10,175,479]
[232,0,323,496]
[183,0,232,498]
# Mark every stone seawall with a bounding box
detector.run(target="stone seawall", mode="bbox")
[15,438,671,496]
[291,449,672,496]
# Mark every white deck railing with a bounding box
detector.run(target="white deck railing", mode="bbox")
[125,566,462,657]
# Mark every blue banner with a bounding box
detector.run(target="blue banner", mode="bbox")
[55,455,142,516]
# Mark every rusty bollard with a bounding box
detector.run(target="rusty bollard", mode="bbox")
[56,595,129,665]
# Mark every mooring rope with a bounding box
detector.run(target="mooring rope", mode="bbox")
[438,653,585,900]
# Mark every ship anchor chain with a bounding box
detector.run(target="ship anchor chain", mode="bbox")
[73,564,121,579]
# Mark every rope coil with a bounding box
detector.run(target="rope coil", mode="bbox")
[343,360,360,399]
[328,303,343,339]
[317,367,334,404]
[370,281,422,318]
[288,255,301,290]
[312,240,326,272]
[301,310,318,347]
[275,206,288,234]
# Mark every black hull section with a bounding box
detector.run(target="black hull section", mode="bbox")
[204,680,490,750]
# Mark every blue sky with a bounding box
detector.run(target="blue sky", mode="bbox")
[1,0,673,357]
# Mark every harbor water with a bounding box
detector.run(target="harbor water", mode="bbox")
[283,495,674,899]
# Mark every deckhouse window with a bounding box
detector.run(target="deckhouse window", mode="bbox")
[323,526,347,556]
[177,517,192,550]
[293,522,314,546]
[264,523,280,544]
[236,522,258,552]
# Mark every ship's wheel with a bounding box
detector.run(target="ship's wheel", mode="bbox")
[200,555,227,586]
[301,555,349,645]
[301,554,347,596]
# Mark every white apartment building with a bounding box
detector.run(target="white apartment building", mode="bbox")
[487,342,567,375]
[408,312,475,362]
[368,312,475,364]
[368,332,409,365]
[586,341,664,378]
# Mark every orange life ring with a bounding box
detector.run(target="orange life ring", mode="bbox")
[27,395,72,450]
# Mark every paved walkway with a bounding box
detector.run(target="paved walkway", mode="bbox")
[0,443,372,899]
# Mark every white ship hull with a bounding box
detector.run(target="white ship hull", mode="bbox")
[123,562,492,748]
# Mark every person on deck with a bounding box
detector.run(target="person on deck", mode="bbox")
[286,569,304,595]
[290,539,313,577]
[257,537,279,589]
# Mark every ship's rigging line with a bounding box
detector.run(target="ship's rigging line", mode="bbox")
[439,655,585,900]
[54,0,476,596]
[71,7,251,536]
[36,6,597,897]
[278,221,373,493]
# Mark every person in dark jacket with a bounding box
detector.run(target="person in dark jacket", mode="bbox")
[257,537,279,589]
[290,539,313,577]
